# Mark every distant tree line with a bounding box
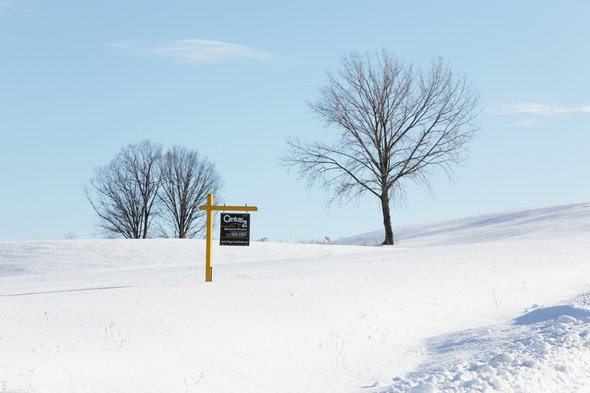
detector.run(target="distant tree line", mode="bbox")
[88,50,480,246]
[87,141,222,239]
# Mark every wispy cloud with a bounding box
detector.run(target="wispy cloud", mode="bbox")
[510,119,542,127]
[106,39,274,64]
[495,102,590,116]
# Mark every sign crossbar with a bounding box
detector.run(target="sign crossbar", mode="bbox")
[199,205,258,212]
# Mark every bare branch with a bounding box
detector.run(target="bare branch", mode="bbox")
[87,141,163,239]
[282,51,480,244]
[158,145,222,238]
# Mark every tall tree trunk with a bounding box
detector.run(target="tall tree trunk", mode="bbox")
[380,193,395,245]
[142,210,149,239]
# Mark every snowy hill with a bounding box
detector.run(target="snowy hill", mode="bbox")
[335,202,590,246]
[1,203,590,392]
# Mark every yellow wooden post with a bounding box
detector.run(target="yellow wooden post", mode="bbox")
[205,193,214,282]
[199,193,258,283]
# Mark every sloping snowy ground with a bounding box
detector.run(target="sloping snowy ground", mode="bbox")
[381,295,590,392]
[335,202,590,246]
[0,203,589,393]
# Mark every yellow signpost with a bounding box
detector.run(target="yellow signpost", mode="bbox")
[198,194,258,282]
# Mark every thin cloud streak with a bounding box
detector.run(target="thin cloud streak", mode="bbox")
[106,39,274,64]
[496,102,590,116]
[511,119,542,127]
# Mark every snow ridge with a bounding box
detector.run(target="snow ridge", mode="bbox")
[335,202,590,247]
[1,203,589,393]
[378,294,590,393]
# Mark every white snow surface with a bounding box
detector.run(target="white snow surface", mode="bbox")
[1,202,590,392]
[335,202,590,246]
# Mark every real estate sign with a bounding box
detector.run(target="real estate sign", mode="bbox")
[220,213,250,246]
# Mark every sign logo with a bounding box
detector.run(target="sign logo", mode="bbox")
[220,213,250,246]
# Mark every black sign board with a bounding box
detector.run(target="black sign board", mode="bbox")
[220,213,250,246]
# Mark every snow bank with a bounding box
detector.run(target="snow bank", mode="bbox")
[380,294,590,392]
[1,203,589,392]
[335,202,590,246]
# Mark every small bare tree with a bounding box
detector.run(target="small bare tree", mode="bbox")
[284,51,480,245]
[158,145,222,238]
[87,141,163,239]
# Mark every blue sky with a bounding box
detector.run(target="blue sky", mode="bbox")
[1,0,589,241]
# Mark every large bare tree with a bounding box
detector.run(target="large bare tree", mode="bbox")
[158,145,222,238]
[284,51,480,245]
[87,141,163,239]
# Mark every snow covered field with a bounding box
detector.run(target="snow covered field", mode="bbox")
[1,203,589,392]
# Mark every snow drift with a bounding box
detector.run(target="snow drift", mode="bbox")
[1,202,589,393]
[335,202,590,246]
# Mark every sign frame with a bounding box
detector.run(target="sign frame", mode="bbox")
[220,213,251,246]
[198,194,258,282]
